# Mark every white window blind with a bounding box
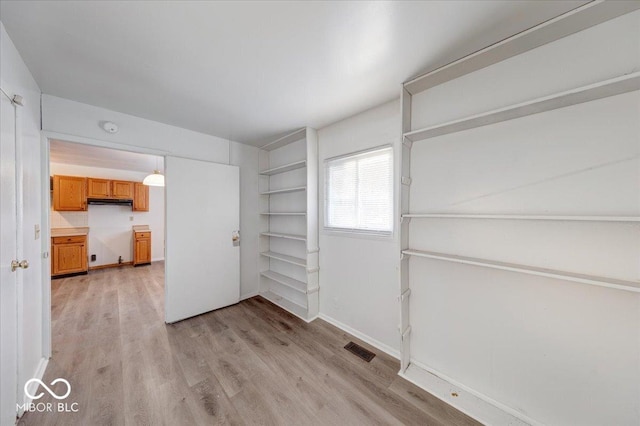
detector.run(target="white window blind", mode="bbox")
[324,146,393,235]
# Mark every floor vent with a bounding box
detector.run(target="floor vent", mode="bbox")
[344,342,376,362]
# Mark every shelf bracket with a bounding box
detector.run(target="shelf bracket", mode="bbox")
[400,215,412,224]
[401,326,412,340]
[401,288,411,302]
[307,286,320,294]
[402,138,413,149]
[307,248,320,254]
[306,267,320,274]
[401,176,412,186]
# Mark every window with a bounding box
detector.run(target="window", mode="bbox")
[324,146,393,235]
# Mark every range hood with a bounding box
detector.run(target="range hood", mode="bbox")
[87,198,133,206]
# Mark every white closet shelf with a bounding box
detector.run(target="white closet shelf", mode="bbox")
[260,212,306,216]
[260,232,306,241]
[260,160,306,175]
[261,290,308,320]
[260,251,306,267]
[402,213,640,222]
[403,72,640,143]
[402,249,640,293]
[403,1,640,95]
[261,270,307,293]
[260,186,306,195]
[260,128,306,151]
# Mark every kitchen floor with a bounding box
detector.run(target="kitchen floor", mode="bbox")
[19,263,478,425]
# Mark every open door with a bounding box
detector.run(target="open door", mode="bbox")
[165,156,240,323]
[0,90,18,425]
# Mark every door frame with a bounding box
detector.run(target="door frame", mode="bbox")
[40,131,170,358]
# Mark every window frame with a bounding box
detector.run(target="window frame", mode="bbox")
[323,145,394,238]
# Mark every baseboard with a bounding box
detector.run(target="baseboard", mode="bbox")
[151,257,165,262]
[318,313,400,359]
[18,357,49,417]
[240,291,259,301]
[89,261,133,271]
[402,359,537,426]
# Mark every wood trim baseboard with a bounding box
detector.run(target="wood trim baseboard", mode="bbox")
[89,261,133,271]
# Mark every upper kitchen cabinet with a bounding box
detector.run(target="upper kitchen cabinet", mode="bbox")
[111,180,134,199]
[133,183,149,212]
[53,175,87,211]
[87,178,111,198]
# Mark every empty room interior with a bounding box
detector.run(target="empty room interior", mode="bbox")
[0,1,638,425]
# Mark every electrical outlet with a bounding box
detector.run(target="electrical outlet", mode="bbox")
[91,254,96,262]
[129,216,134,221]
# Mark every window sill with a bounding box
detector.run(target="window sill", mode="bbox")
[322,227,394,241]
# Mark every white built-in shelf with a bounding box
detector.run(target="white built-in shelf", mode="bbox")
[403,1,640,95]
[261,290,308,320]
[260,232,306,241]
[260,186,306,195]
[402,249,640,293]
[260,251,306,267]
[404,72,640,142]
[261,270,307,293]
[402,213,640,222]
[260,160,306,176]
[260,128,306,151]
[260,212,306,216]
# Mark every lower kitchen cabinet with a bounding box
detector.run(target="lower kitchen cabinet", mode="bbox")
[51,235,88,277]
[133,230,152,266]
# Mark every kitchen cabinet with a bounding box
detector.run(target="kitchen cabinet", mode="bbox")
[112,180,134,199]
[53,175,87,211]
[133,183,149,212]
[87,178,111,198]
[51,235,88,276]
[87,178,135,201]
[133,230,151,266]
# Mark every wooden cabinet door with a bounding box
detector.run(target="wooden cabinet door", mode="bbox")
[53,175,87,211]
[52,242,87,275]
[133,183,149,211]
[111,180,134,199]
[87,178,110,198]
[134,235,151,265]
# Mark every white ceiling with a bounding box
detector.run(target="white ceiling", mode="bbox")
[50,140,164,173]
[1,1,585,146]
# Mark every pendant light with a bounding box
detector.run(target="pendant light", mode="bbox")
[143,157,165,187]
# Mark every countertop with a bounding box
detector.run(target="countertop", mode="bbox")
[132,225,150,232]
[51,227,89,237]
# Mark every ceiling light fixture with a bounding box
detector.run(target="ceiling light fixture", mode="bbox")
[143,157,165,187]
[101,121,119,133]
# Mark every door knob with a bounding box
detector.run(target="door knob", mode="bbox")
[11,260,29,272]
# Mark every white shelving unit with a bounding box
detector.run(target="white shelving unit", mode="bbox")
[259,127,319,321]
[398,2,640,424]
[402,249,640,293]
[402,213,640,222]
[404,72,640,142]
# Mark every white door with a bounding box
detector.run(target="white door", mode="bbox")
[165,156,240,323]
[0,93,18,425]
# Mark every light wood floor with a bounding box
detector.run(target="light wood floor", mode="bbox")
[19,263,479,426]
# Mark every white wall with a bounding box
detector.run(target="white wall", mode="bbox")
[41,95,261,299]
[0,22,45,407]
[49,163,165,266]
[317,100,401,356]
[407,11,640,425]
